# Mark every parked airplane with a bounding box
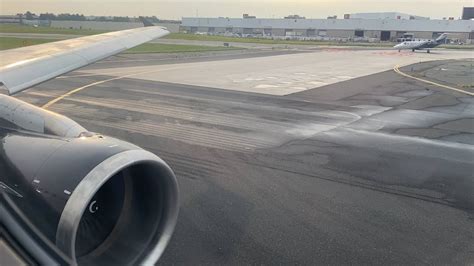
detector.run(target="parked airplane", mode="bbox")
[0,26,179,265]
[394,33,448,53]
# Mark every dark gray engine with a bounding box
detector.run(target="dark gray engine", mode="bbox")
[0,130,179,265]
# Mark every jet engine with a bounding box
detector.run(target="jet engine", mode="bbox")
[1,131,179,265]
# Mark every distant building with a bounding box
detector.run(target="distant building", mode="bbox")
[284,15,306,20]
[0,15,21,24]
[462,7,474,20]
[50,20,181,32]
[23,19,50,27]
[243,14,256,19]
[350,12,429,20]
[181,17,474,42]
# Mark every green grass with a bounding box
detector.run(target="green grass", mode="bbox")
[0,37,243,53]
[0,37,56,50]
[124,43,242,53]
[438,44,474,49]
[0,24,107,35]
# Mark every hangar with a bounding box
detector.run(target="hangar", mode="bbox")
[181,15,474,43]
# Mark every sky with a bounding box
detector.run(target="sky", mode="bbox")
[0,0,471,20]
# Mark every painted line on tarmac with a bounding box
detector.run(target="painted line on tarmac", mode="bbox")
[393,64,473,96]
[42,67,178,109]
[56,70,133,79]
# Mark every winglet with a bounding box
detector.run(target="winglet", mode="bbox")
[139,16,155,27]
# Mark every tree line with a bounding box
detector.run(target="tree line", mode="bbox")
[22,11,159,22]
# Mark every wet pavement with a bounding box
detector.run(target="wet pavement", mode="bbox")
[17,54,474,265]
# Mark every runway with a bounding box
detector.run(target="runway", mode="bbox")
[17,49,474,264]
[76,49,470,95]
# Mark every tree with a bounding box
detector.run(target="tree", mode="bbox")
[39,13,56,20]
[56,13,86,21]
[25,11,36,20]
[112,16,130,22]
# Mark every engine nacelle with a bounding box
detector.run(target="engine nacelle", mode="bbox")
[0,130,179,265]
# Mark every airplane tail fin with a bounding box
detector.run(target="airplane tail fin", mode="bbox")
[435,33,448,43]
[139,16,155,27]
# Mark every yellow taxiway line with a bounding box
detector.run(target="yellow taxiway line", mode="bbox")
[42,63,473,109]
[42,67,178,109]
[393,64,473,97]
[43,75,126,109]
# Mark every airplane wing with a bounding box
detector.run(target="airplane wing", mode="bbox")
[0,26,179,265]
[0,26,169,95]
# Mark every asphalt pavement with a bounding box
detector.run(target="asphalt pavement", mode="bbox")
[17,54,474,265]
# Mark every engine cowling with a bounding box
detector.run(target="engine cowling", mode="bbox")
[0,130,179,265]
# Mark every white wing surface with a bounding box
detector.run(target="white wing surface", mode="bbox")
[0,26,169,95]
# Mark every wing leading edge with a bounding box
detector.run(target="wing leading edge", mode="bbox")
[0,26,169,95]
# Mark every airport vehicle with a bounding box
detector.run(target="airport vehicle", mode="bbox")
[396,32,415,42]
[0,26,179,265]
[394,33,448,53]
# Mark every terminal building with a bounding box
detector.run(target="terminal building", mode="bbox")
[0,15,22,24]
[181,12,474,43]
[462,7,474,20]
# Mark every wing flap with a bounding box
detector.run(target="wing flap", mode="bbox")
[0,26,169,95]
